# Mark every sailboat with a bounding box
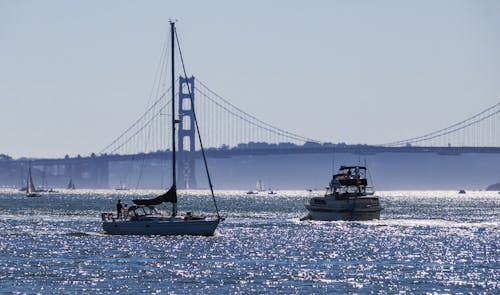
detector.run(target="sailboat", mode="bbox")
[39,170,57,193]
[246,180,264,195]
[256,180,264,192]
[115,181,129,191]
[26,167,40,198]
[102,21,223,236]
[67,179,76,190]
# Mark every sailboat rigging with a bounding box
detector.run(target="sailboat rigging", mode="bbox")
[102,21,223,236]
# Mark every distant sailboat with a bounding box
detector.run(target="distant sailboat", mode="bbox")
[256,180,265,192]
[67,179,76,190]
[39,170,56,193]
[26,167,40,198]
[247,180,264,194]
[115,182,129,191]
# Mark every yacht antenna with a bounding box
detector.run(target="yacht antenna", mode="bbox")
[365,158,375,187]
[331,146,336,175]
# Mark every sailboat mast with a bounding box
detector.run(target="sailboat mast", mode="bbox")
[26,168,30,194]
[170,21,176,187]
[170,21,178,217]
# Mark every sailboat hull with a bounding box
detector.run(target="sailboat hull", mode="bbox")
[102,218,220,236]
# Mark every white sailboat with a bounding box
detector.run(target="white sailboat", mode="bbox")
[115,181,129,191]
[26,167,40,198]
[246,180,264,195]
[102,21,223,236]
[256,180,264,192]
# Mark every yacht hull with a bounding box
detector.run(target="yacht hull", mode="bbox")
[304,198,382,221]
[102,219,220,236]
[304,207,381,221]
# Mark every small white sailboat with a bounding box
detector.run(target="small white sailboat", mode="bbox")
[115,182,129,191]
[102,21,223,236]
[247,180,264,195]
[256,180,264,192]
[26,167,40,198]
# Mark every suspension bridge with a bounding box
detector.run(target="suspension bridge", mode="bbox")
[88,75,498,188]
[98,75,500,154]
[1,76,499,189]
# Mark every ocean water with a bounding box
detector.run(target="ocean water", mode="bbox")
[0,189,498,294]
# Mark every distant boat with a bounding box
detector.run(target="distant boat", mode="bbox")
[67,179,76,190]
[268,189,276,195]
[26,168,40,198]
[39,170,56,193]
[246,180,265,195]
[256,180,264,192]
[458,189,466,194]
[115,183,129,191]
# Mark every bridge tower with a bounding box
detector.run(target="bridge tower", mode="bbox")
[177,76,197,189]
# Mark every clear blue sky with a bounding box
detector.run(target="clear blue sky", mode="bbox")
[1,0,499,158]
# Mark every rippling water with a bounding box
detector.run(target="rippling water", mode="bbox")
[0,189,498,294]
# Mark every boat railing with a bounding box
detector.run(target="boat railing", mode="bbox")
[101,212,116,221]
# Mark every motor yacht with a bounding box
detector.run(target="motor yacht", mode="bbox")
[303,166,382,221]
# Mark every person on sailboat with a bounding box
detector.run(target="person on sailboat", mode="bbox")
[123,203,128,220]
[116,200,123,219]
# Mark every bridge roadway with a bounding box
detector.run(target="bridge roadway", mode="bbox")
[2,145,499,189]
[18,145,500,164]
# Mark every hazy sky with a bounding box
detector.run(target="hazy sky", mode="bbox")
[1,0,499,158]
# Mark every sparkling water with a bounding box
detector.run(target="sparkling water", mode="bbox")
[0,189,498,294]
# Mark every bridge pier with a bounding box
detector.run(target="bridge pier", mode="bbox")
[177,76,197,189]
[62,156,109,189]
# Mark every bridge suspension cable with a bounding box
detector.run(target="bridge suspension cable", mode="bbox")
[381,102,500,147]
[99,91,170,154]
[99,80,321,155]
[196,80,319,144]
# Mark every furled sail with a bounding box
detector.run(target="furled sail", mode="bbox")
[133,185,178,206]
